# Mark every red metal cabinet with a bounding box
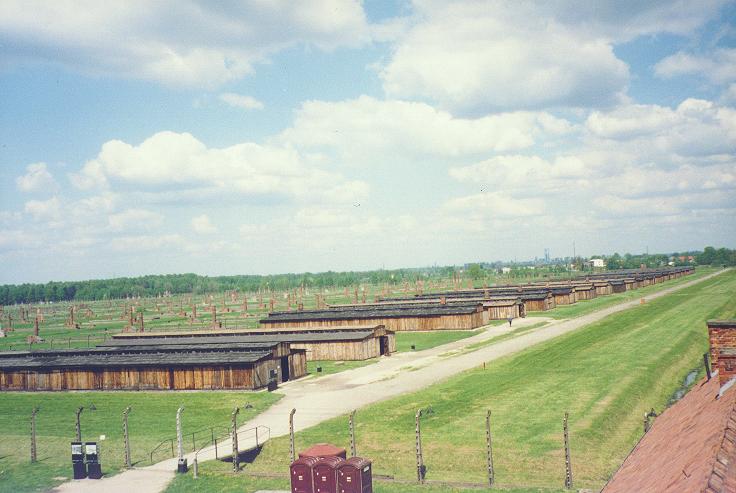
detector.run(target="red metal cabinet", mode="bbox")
[312,456,344,493]
[337,457,373,493]
[290,456,319,493]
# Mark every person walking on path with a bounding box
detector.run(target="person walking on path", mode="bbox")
[507,316,513,327]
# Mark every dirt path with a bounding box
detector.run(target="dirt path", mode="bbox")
[51,269,726,493]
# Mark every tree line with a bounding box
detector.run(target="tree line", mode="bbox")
[2,246,733,305]
[0,268,455,305]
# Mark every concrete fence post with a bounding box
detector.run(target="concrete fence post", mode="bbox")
[289,408,296,463]
[349,410,357,457]
[123,406,132,468]
[415,410,425,483]
[486,410,494,487]
[30,407,39,463]
[563,412,573,489]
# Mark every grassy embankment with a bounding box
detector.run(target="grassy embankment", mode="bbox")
[0,392,281,492]
[168,269,734,492]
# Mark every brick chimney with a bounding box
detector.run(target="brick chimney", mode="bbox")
[707,320,736,386]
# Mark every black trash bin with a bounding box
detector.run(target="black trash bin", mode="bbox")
[71,442,86,479]
[85,442,102,479]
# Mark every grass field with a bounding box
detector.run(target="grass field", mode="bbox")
[1,269,706,352]
[306,358,379,376]
[526,267,716,320]
[167,460,566,493]
[0,391,281,492]
[168,269,734,492]
[394,328,488,352]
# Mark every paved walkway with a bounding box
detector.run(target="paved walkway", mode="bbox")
[51,269,726,493]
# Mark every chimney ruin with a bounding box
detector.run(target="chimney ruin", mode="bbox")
[707,320,736,386]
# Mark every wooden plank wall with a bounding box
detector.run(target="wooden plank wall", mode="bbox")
[264,312,485,331]
[288,352,307,379]
[289,340,375,361]
[0,364,266,391]
[487,304,521,319]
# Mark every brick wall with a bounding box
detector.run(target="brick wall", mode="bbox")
[718,355,736,387]
[707,321,736,386]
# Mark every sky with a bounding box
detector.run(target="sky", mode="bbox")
[1,0,735,284]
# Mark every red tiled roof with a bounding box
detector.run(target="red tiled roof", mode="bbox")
[603,375,736,493]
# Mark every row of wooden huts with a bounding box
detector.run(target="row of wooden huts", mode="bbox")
[0,325,397,391]
[258,267,694,331]
[1,267,692,392]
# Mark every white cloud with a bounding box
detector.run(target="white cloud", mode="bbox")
[191,214,217,234]
[71,131,369,205]
[15,162,57,192]
[655,48,736,85]
[444,192,545,218]
[108,208,164,233]
[110,234,185,253]
[593,190,735,218]
[24,196,61,222]
[219,93,264,111]
[379,1,631,112]
[450,154,590,191]
[585,99,736,158]
[722,83,736,104]
[0,1,370,88]
[280,96,572,163]
[377,0,727,113]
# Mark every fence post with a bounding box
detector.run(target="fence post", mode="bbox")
[231,407,240,472]
[563,412,573,489]
[75,407,83,442]
[123,406,132,468]
[176,407,185,461]
[486,410,494,487]
[31,407,39,463]
[349,410,357,457]
[415,409,425,483]
[289,408,296,463]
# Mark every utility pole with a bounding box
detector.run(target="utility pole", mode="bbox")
[31,407,39,463]
[349,410,357,457]
[231,407,240,472]
[289,408,296,463]
[123,407,132,468]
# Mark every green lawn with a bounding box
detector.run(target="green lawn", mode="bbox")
[394,329,483,352]
[198,270,734,491]
[528,267,717,319]
[463,321,550,352]
[307,358,379,376]
[168,460,565,493]
[0,391,281,492]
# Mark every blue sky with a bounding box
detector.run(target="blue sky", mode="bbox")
[1,0,735,283]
